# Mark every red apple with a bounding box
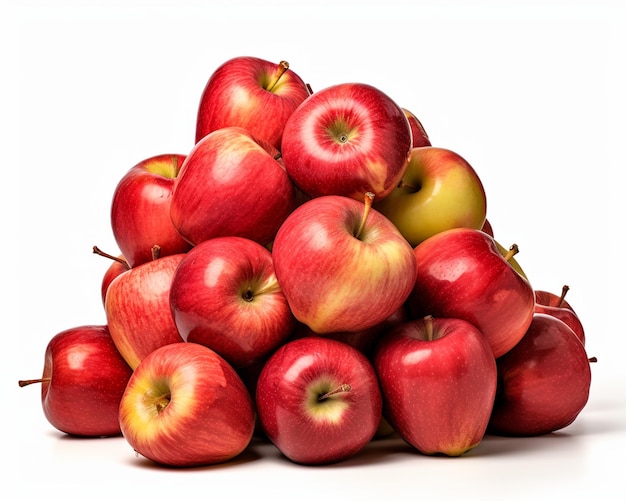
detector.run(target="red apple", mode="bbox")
[272,193,418,334]
[195,56,310,150]
[489,313,594,436]
[374,316,497,456]
[374,146,487,247]
[95,248,129,305]
[18,325,133,437]
[255,336,382,465]
[169,236,296,369]
[105,253,185,369]
[406,228,535,358]
[534,285,585,345]
[402,107,431,147]
[170,126,297,247]
[281,82,412,202]
[119,342,255,467]
[110,154,191,268]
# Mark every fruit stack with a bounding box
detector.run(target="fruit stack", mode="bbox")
[19,55,595,467]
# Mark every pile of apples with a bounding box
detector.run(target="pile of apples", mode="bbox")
[19,55,596,467]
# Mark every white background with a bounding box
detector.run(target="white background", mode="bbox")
[4,0,626,499]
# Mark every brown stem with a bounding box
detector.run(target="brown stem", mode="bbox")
[588,357,598,363]
[559,285,570,307]
[354,192,375,239]
[503,244,519,261]
[318,384,352,401]
[18,378,50,387]
[93,246,130,270]
[151,244,161,261]
[305,83,314,95]
[423,315,434,341]
[266,61,290,92]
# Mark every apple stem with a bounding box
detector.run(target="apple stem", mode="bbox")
[18,377,51,387]
[423,315,434,341]
[354,192,376,239]
[588,356,598,363]
[559,285,570,307]
[503,244,519,262]
[318,384,352,401]
[151,244,161,261]
[305,83,314,95]
[92,246,130,270]
[266,60,290,92]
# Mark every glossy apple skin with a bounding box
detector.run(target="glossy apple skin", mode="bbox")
[281,82,412,202]
[195,56,310,150]
[170,236,296,369]
[489,313,592,436]
[407,228,535,359]
[27,325,133,437]
[255,336,383,465]
[110,154,192,268]
[170,126,296,247]
[105,254,185,369]
[534,289,585,345]
[119,342,255,467]
[402,108,431,148]
[374,147,487,247]
[272,195,418,334]
[374,317,497,456]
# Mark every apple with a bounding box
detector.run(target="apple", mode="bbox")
[105,253,185,369]
[93,246,129,305]
[374,146,487,247]
[534,285,585,345]
[406,228,535,358]
[402,108,431,147]
[169,236,296,369]
[280,82,412,202]
[18,325,132,437]
[170,126,297,247]
[373,315,497,456]
[489,313,594,436]
[110,154,192,268]
[255,336,382,465]
[195,56,310,150]
[119,342,255,467]
[272,193,418,334]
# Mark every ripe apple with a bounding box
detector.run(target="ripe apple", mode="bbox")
[280,82,412,202]
[170,126,297,247]
[402,107,431,147]
[119,342,255,467]
[534,285,585,345]
[489,313,594,436]
[272,193,418,334]
[406,228,535,358]
[105,253,185,369]
[110,153,192,268]
[374,316,497,456]
[18,325,132,437]
[195,56,310,150]
[170,236,296,369]
[374,146,487,247]
[255,336,383,465]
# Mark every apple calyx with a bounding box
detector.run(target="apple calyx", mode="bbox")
[503,244,519,262]
[265,60,290,93]
[18,377,51,387]
[354,192,376,239]
[93,245,130,270]
[318,384,352,401]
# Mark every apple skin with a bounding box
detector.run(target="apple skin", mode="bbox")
[255,336,383,465]
[489,313,593,436]
[195,56,310,150]
[281,82,412,202]
[119,342,255,467]
[169,236,296,369]
[110,154,192,268]
[373,316,497,456]
[402,108,431,148]
[406,228,535,359]
[170,126,297,247]
[272,195,418,334]
[19,325,133,437]
[374,147,487,247]
[105,253,185,369]
[534,286,585,345]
